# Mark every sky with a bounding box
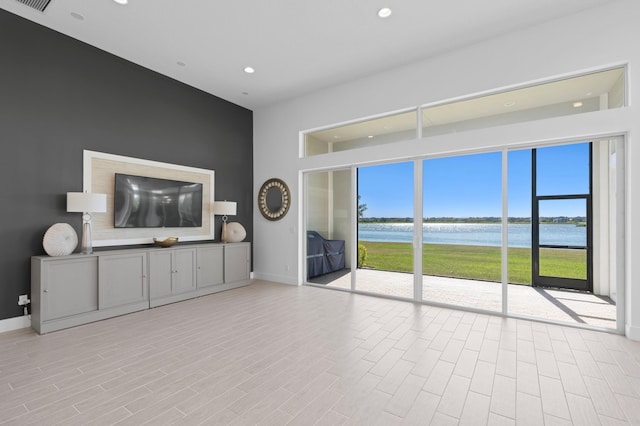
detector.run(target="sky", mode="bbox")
[358,142,590,218]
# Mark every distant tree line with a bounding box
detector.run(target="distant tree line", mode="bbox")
[356,197,585,224]
[358,216,586,224]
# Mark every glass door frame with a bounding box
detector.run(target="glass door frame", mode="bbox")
[531,145,593,291]
[532,195,593,291]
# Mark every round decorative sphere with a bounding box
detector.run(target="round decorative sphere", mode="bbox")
[43,223,78,256]
[225,222,246,243]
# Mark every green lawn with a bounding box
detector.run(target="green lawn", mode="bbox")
[360,241,586,285]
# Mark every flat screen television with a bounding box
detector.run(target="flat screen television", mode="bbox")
[114,173,203,228]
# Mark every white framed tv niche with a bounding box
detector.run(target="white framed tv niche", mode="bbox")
[82,150,215,247]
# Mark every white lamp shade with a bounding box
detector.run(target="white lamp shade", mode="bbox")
[212,201,237,216]
[67,192,107,213]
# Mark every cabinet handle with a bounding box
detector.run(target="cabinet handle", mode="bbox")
[43,289,49,293]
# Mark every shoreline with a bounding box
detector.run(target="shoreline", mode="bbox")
[359,241,587,285]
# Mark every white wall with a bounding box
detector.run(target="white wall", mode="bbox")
[253,1,640,337]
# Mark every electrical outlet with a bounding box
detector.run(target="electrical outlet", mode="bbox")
[18,295,30,306]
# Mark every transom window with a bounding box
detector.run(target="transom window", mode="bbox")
[303,67,625,157]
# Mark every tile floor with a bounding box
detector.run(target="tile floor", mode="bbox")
[1,281,637,425]
[311,269,617,329]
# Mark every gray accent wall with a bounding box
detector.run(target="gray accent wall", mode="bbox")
[0,9,253,321]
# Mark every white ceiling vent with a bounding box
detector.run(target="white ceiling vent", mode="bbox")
[13,0,52,12]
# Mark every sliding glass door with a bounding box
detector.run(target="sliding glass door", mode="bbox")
[304,138,624,331]
[534,197,590,290]
[532,143,592,291]
[507,141,617,329]
[422,152,503,312]
[356,162,414,299]
[305,169,353,289]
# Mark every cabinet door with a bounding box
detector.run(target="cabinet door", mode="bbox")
[197,246,224,288]
[173,248,196,294]
[99,252,148,309]
[149,251,173,299]
[224,244,250,283]
[42,257,98,321]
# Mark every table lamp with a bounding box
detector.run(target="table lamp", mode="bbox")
[212,201,237,243]
[67,191,107,254]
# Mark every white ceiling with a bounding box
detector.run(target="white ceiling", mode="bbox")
[0,0,620,111]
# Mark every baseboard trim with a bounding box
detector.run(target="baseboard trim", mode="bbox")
[0,315,31,334]
[252,272,297,285]
[625,324,640,341]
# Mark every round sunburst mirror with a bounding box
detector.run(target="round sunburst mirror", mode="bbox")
[258,178,290,221]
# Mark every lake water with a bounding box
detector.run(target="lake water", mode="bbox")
[358,223,586,248]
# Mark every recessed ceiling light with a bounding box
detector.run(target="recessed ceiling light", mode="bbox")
[503,101,516,107]
[573,101,583,108]
[367,135,374,139]
[70,12,84,20]
[176,61,186,67]
[244,66,255,74]
[377,7,392,18]
[113,0,128,5]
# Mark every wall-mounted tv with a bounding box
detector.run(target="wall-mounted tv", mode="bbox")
[114,173,203,228]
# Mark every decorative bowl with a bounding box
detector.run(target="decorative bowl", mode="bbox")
[153,237,179,247]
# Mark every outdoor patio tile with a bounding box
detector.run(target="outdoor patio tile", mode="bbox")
[320,270,616,330]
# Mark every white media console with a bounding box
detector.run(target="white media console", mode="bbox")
[31,242,250,334]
